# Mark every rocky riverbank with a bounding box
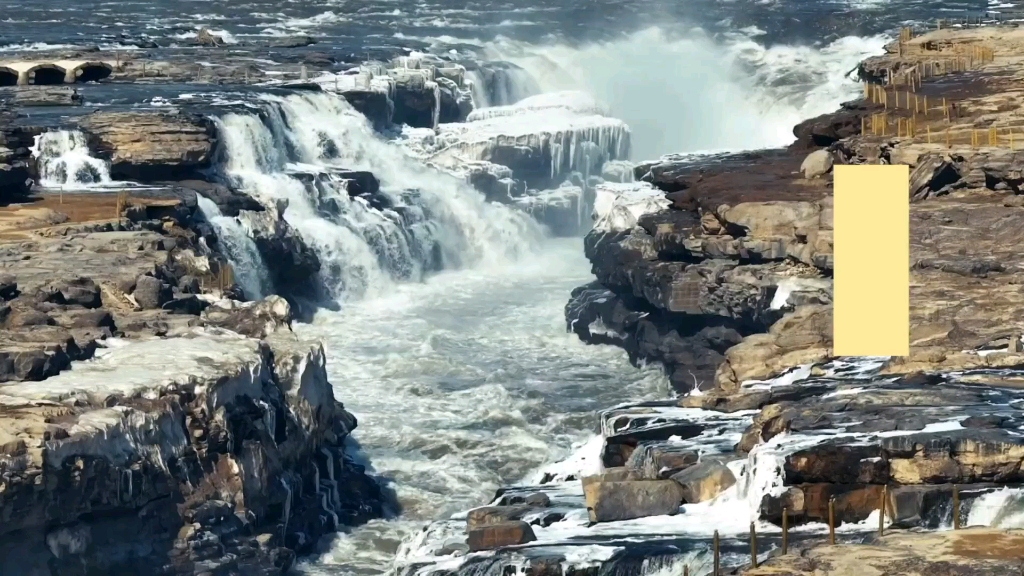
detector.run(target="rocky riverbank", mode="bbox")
[0,183,384,573]
[0,29,641,574]
[384,21,1024,576]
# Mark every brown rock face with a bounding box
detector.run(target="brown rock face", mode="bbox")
[761,483,883,526]
[467,521,536,551]
[583,479,683,523]
[77,112,216,180]
[716,305,833,393]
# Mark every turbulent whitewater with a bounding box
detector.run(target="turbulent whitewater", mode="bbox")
[214,91,542,300]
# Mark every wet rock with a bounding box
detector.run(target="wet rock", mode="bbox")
[194,28,225,47]
[784,442,889,485]
[238,208,322,311]
[467,505,534,530]
[269,35,317,48]
[339,170,381,196]
[670,460,737,503]
[581,467,645,489]
[467,521,536,551]
[626,443,699,479]
[792,105,869,148]
[583,479,683,523]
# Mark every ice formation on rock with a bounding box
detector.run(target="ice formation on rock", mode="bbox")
[465,90,608,121]
[513,183,587,236]
[404,105,630,187]
[592,182,670,232]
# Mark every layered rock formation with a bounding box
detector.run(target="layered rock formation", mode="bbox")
[0,331,382,575]
[77,112,217,181]
[0,185,382,573]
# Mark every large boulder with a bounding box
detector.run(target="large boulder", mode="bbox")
[583,478,683,523]
[716,305,833,393]
[719,202,822,239]
[132,275,172,310]
[77,112,216,181]
[800,150,834,179]
[670,460,737,503]
[466,521,536,551]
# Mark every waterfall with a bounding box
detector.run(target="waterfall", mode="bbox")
[30,130,112,188]
[195,195,271,300]
[214,91,542,301]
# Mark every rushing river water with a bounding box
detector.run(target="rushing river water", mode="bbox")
[8,0,1024,573]
[295,239,668,574]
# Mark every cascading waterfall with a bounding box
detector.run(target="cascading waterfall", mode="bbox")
[465,63,541,109]
[214,91,543,301]
[30,130,112,188]
[196,195,271,300]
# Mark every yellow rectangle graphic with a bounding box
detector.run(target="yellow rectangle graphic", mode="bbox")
[833,164,909,356]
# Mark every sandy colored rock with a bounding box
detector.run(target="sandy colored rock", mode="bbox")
[466,521,536,551]
[743,528,1024,576]
[583,479,683,523]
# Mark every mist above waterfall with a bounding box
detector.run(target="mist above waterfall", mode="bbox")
[482,27,887,159]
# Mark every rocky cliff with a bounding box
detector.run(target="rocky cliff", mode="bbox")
[0,184,383,573]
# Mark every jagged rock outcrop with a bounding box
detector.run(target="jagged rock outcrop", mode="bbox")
[238,206,323,316]
[0,331,383,575]
[77,111,216,180]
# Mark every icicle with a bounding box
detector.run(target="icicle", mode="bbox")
[280,477,292,535]
[321,448,341,509]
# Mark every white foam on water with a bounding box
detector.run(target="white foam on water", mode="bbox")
[293,239,670,575]
[30,130,113,189]
[483,27,887,159]
[967,488,1024,528]
[215,91,542,301]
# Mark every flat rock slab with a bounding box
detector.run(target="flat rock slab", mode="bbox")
[743,528,1024,575]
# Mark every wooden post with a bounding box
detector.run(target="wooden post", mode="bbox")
[782,507,789,555]
[879,485,887,536]
[750,521,758,568]
[924,95,928,117]
[927,126,932,144]
[946,128,951,147]
[713,530,720,576]
[828,498,836,545]
[862,116,867,136]
[141,61,146,78]
[953,485,961,530]
[915,95,920,114]
[683,567,688,576]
